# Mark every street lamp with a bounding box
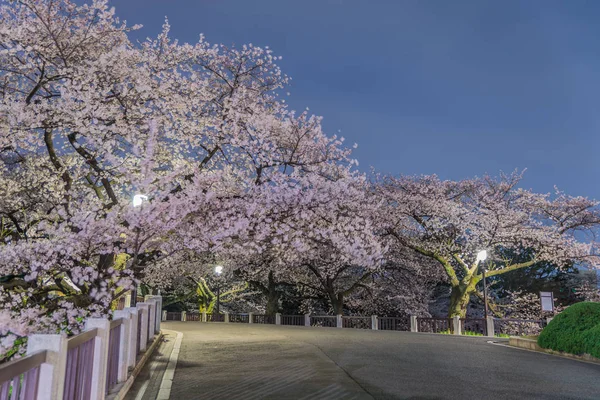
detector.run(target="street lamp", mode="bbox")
[131,194,148,306]
[476,250,489,319]
[215,265,223,315]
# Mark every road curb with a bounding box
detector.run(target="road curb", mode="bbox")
[107,332,164,400]
[508,337,600,365]
[157,330,183,400]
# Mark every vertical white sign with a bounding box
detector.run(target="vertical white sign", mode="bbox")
[540,291,554,312]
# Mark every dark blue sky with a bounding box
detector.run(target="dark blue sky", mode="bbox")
[110,0,600,199]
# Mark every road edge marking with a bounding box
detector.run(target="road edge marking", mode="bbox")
[157,330,183,400]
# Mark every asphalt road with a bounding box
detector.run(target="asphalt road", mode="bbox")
[156,322,600,400]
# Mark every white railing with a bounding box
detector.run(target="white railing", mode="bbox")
[0,295,162,400]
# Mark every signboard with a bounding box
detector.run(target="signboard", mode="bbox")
[540,291,554,312]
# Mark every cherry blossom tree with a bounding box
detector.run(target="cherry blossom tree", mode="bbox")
[0,0,358,359]
[376,171,600,318]
[235,172,384,315]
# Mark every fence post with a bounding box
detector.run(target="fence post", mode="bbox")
[162,310,167,321]
[113,310,131,383]
[181,311,186,322]
[452,316,461,335]
[304,314,310,327]
[26,334,68,400]
[249,312,254,324]
[486,316,495,337]
[146,300,156,342]
[371,315,378,330]
[275,313,281,325]
[84,318,111,400]
[336,315,343,328]
[224,312,230,323]
[410,315,418,332]
[124,307,138,369]
[137,303,150,352]
[201,311,206,322]
[155,295,162,333]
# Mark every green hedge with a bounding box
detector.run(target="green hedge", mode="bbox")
[581,323,600,359]
[538,302,600,357]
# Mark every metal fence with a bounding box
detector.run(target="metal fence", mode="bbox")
[253,314,275,324]
[0,350,46,400]
[206,313,225,322]
[64,329,97,400]
[460,318,487,335]
[165,312,182,321]
[281,315,305,326]
[417,318,452,333]
[186,312,201,322]
[342,317,371,329]
[310,316,337,328]
[378,317,409,331]
[229,314,250,323]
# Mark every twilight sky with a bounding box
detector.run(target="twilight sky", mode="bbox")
[110,0,600,199]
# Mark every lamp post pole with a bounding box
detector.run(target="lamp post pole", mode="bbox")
[476,250,489,319]
[131,227,141,307]
[216,285,220,315]
[482,268,489,319]
[214,265,223,315]
[131,194,148,307]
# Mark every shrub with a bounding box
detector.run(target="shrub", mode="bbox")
[581,324,600,359]
[538,302,600,355]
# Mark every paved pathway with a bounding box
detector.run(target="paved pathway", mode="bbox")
[132,322,600,399]
[125,330,177,400]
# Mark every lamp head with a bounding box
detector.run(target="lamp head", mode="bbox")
[133,194,148,207]
[476,250,488,263]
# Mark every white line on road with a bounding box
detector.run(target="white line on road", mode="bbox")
[157,330,183,400]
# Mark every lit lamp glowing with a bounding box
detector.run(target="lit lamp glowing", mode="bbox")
[133,194,148,208]
[476,250,489,319]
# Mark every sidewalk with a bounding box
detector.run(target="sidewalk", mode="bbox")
[125,330,178,400]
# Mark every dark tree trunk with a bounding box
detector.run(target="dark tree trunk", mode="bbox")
[265,271,280,316]
[328,291,344,315]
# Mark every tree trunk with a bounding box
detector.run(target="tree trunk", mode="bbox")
[449,285,470,318]
[329,292,344,315]
[448,277,480,318]
[265,271,280,316]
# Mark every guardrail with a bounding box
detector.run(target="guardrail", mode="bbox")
[252,314,275,324]
[460,318,487,335]
[310,316,338,327]
[159,311,548,339]
[0,295,163,400]
[281,315,305,326]
[229,314,250,323]
[378,317,408,331]
[0,350,47,400]
[414,316,551,337]
[64,328,97,399]
[342,316,371,329]
[417,318,452,333]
